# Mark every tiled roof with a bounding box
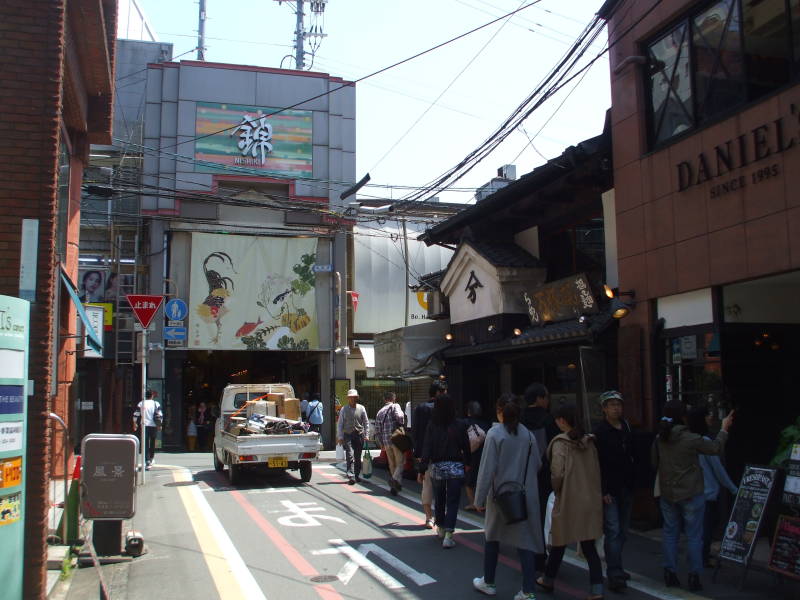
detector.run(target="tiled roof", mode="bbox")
[466,240,543,268]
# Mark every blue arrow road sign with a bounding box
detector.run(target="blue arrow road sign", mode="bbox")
[165,298,188,321]
[163,326,187,341]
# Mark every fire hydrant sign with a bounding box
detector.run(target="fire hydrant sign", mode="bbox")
[0,295,29,600]
[126,295,164,328]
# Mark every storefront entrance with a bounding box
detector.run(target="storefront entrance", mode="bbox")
[162,350,324,450]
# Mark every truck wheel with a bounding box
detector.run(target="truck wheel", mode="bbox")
[228,462,241,486]
[299,460,312,483]
[213,445,224,472]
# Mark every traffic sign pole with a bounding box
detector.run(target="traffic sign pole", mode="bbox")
[140,328,147,486]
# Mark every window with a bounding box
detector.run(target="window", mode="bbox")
[56,142,70,260]
[646,0,798,146]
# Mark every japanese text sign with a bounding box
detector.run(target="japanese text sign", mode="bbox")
[80,434,139,520]
[126,295,164,329]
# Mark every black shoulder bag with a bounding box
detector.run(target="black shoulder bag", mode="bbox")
[493,432,533,525]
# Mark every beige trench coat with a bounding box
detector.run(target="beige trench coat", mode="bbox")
[547,433,603,547]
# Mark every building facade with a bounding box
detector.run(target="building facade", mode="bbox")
[141,60,355,448]
[0,1,117,596]
[603,0,800,479]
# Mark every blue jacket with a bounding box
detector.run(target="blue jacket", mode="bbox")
[699,436,737,501]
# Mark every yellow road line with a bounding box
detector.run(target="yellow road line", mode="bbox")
[163,465,267,600]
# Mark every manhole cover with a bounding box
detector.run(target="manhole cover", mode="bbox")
[163,481,198,487]
[310,575,338,583]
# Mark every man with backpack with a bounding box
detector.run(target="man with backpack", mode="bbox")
[521,382,559,574]
[307,393,324,433]
[375,391,406,496]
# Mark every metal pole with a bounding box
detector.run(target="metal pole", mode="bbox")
[140,329,147,485]
[198,0,206,60]
[47,413,68,545]
[295,0,305,69]
[402,218,410,327]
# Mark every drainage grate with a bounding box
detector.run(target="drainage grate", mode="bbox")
[309,575,338,583]
[163,481,198,487]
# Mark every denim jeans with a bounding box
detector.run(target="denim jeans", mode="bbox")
[660,493,705,574]
[343,432,364,478]
[603,489,633,578]
[484,541,536,594]
[432,476,463,531]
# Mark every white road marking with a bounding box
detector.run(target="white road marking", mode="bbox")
[276,500,346,527]
[359,543,435,586]
[327,539,404,589]
[163,465,267,600]
[247,487,300,494]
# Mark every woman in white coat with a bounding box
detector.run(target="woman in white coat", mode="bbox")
[473,394,544,600]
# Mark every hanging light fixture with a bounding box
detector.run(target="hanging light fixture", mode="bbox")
[611,297,632,319]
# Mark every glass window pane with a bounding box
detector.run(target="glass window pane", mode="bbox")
[743,0,790,99]
[648,23,694,144]
[57,142,70,260]
[693,0,746,121]
[790,0,800,68]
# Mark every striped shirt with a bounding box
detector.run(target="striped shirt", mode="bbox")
[375,402,404,447]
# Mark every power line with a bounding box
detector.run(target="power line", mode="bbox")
[155,2,543,152]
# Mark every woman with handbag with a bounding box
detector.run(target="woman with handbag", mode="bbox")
[418,393,470,549]
[536,402,604,600]
[473,394,543,600]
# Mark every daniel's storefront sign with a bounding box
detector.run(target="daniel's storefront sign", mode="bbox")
[675,102,800,199]
[194,101,313,178]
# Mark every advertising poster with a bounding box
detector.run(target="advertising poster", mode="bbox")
[0,295,29,600]
[194,102,313,178]
[188,233,319,350]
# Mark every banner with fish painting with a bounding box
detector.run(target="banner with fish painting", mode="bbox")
[188,233,319,351]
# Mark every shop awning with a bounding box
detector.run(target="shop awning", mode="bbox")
[358,343,375,368]
[60,270,103,354]
[443,310,615,358]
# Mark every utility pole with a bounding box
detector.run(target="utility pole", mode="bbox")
[294,0,305,70]
[276,1,329,70]
[402,218,410,327]
[197,0,207,60]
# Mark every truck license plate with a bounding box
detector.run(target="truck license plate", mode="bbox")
[268,457,288,468]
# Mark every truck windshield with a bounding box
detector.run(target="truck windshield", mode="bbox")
[233,393,253,409]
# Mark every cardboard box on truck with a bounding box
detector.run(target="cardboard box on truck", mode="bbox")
[284,398,301,421]
[267,393,285,417]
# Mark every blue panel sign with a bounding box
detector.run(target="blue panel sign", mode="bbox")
[312,264,333,273]
[0,386,23,415]
[164,326,187,341]
[164,299,188,321]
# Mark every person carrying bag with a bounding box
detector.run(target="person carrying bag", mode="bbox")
[472,394,543,600]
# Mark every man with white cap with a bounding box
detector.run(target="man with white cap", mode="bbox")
[337,388,369,484]
[593,390,636,592]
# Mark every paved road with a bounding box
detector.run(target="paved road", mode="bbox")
[65,453,798,600]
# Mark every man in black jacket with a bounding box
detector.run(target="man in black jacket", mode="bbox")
[521,382,559,574]
[593,390,636,592]
[412,381,445,528]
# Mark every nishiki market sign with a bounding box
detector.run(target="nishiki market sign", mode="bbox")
[194,102,313,178]
[676,104,800,199]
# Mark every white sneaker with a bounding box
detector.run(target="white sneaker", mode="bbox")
[425,517,435,529]
[442,531,455,549]
[513,592,536,600]
[472,577,497,596]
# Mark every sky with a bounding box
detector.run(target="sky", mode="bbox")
[131,0,612,205]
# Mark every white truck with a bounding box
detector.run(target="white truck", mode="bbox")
[212,383,322,485]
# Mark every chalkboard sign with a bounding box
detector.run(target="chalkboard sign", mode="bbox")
[719,465,778,565]
[782,443,800,507]
[768,515,800,580]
